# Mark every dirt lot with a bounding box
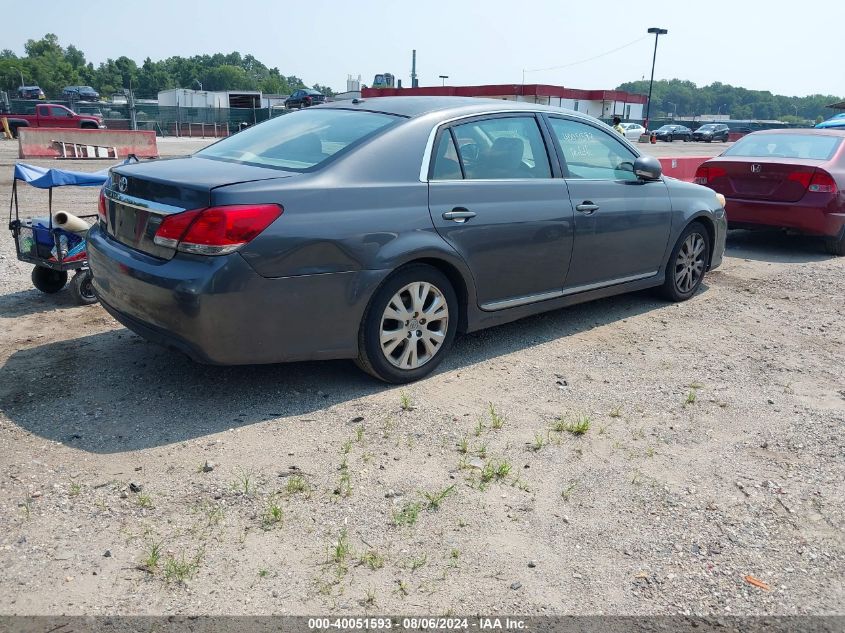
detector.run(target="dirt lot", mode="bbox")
[0,136,842,616]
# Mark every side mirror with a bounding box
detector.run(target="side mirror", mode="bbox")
[634,155,662,181]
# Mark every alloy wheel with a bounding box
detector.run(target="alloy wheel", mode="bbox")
[379,281,449,370]
[674,233,706,293]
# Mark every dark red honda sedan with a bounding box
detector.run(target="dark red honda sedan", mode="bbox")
[694,129,845,255]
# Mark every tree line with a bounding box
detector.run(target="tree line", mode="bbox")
[0,34,335,100]
[617,78,841,123]
[1,34,841,122]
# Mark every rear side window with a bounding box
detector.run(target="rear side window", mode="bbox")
[449,116,552,180]
[724,134,842,160]
[197,109,400,171]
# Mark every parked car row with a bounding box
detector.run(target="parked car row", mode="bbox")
[615,122,732,143]
[15,85,100,101]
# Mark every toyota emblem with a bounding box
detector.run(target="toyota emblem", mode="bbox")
[750,164,762,173]
[118,176,128,192]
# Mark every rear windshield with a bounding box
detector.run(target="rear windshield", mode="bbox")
[724,133,842,160]
[197,109,400,171]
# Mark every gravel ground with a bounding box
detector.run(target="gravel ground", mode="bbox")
[0,136,842,616]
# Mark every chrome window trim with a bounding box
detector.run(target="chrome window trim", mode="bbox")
[104,188,186,215]
[480,271,658,311]
[419,109,640,183]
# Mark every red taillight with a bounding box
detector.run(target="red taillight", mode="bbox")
[693,165,726,185]
[787,171,812,189]
[153,204,282,255]
[153,209,203,249]
[808,170,837,194]
[98,188,107,223]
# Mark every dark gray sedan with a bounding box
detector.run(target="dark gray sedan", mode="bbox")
[88,97,727,383]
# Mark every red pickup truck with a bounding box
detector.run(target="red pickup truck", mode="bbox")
[4,103,105,137]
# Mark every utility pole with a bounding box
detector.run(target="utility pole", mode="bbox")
[644,27,668,130]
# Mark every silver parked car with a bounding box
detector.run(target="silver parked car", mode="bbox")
[89,97,727,383]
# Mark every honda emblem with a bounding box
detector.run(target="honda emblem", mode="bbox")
[750,164,762,173]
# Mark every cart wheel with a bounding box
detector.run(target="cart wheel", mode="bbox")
[70,270,98,305]
[31,266,68,294]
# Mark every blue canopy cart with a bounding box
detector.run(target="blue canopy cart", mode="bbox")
[8,162,110,305]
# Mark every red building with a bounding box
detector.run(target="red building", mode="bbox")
[360,83,647,121]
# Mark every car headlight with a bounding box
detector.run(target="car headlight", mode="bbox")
[715,193,726,208]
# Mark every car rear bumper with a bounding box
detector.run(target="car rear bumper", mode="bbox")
[87,224,388,365]
[725,198,845,237]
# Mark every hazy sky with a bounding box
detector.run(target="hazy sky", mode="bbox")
[2,0,842,98]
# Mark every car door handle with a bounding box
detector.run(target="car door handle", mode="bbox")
[575,202,599,215]
[442,208,476,222]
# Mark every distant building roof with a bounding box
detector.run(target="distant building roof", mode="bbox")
[361,83,647,103]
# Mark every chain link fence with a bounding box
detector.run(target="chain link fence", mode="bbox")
[7,98,291,137]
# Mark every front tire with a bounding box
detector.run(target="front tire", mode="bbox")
[356,264,458,383]
[659,222,710,302]
[31,266,68,294]
[667,134,673,142]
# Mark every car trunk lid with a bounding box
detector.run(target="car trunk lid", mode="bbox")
[103,156,294,260]
[701,157,825,203]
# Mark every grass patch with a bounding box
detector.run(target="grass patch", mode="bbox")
[141,541,163,572]
[488,403,505,429]
[393,501,422,527]
[68,481,82,497]
[163,551,202,584]
[400,392,414,411]
[685,389,697,405]
[330,528,352,575]
[531,432,547,452]
[561,481,578,501]
[359,550,384,570]
[285,475,309,495]
[262,498,283,528]
[424,484,455,511]
[457,436,469,455]
[481,459,512,486]
[231,468,257,496]
[409,553,428,571]
[554,415,591,436]
[137,494,153,509]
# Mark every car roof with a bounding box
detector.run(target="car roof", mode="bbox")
[746,128,845,137]
[318,96,584,119]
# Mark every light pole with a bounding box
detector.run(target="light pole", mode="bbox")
[439,75,449,86]
[193,79,203,91]
[717,103,727,117]
[10,66,24,88]
[667,101,676,120]
[644,27,668,130]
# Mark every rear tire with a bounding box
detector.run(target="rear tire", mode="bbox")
[356,264,458,383]
[659,222,710,302]
[31,266,68,294]
[825,233,845,256]
[70,269,98,305]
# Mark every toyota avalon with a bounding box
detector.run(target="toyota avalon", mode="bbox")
[89,97,727,383]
